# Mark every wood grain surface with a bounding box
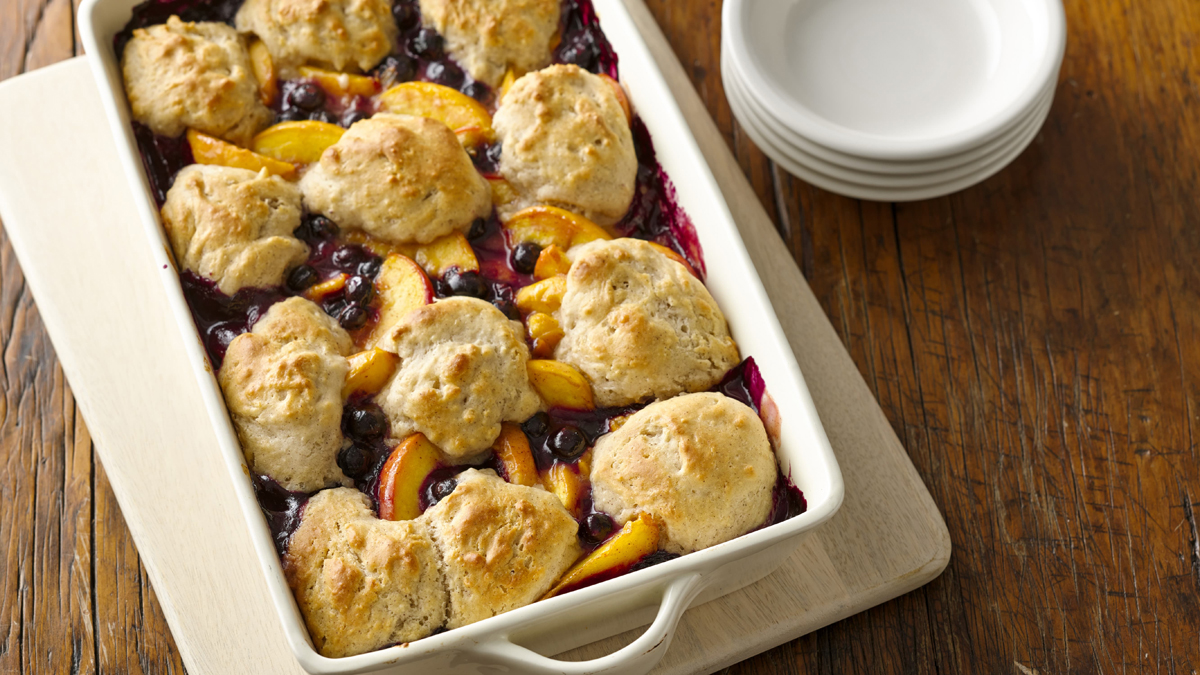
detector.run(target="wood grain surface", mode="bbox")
[0,0,1197,674]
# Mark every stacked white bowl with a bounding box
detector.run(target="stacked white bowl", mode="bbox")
[721,0,1067,201]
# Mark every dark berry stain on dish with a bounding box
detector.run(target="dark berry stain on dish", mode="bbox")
[179,272,285,367]
[252,474,309,554]
[133,122,193,207]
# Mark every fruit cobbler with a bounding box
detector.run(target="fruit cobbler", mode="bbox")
[117,0,805,658]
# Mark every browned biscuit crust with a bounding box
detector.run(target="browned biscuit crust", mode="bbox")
[421,469,581,628]
[235,0,396,75]
[493,65,637,225]
[418,0,559,87]
[376,297,542,458]
[121,16,271,145]
[161,164,309,295]
[299,114,492,245]
[554,239,740,407]
[285,488,448,657]
[589,393,777,553]
[219,297,354,492]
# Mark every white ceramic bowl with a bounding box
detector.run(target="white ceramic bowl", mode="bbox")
[78,0,845,673]
[723,0,1066,161]
[724,47,1057,189]
[720,29,1059,176]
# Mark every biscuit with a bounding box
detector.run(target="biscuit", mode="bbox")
[121,16,271,145]
[493,65,637,226]
[299,114,492,245]
[219,297,354,492]
[589,393,776,554]
[417,0,559,87]
[235,0,396,75]
[375,297,542,458]
[421,469,581,628]
[554,239,740,407]
[285,488,448,657]
[161,165,309,296]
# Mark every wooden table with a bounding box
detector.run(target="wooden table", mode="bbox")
[2,0,1198,672]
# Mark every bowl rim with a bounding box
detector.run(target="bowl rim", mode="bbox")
[722,0,1067,161]
[77,0,846,671]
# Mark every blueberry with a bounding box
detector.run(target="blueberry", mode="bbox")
[331,246,366,271]
[375,54,416,89]
[339,303,369,330]
[344,275,374,304]
[286,265,319,292]
[462,80,489,102]
[430,478,456,504]
[522,412,549,438]
[323,297,348,318]
[276,108,307,123]
[337,445,371,478]
[558,34,600,71]
[297,214,339,241]
[425,61,464,88]
[581,513,614,543]
[357,257,383,278]
[511,242,542,274]
[410,28,444,59]
[444,268,486,298]
[492,298,520,321]
[549,426,586,460]
[288,83,326,111]
[467,217,488,241]
[342,109,370,127]
[346,406,387,439]
[391,0,419,29]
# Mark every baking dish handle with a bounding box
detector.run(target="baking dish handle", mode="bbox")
[476,572,706,675]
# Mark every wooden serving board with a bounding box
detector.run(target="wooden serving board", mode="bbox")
[0,8,950,671]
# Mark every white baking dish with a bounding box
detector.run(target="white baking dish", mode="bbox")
[78,0,845,672]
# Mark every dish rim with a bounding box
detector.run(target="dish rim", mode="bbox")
[77,0,846,672]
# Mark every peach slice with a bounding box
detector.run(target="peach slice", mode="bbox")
[492,423,540,488]
[186,129,296,178]
[533,244,571,280]
[515,275,567,315]
[303,273,347,301]
[489,177,518,207]
[542,462,585,516]
[647,241,699,278]
[342,231,403,259]
[248,39,278,105]
[405,231,480,278]
[503,206,612,251]
[527,359,594,410]
[298,65,379,98]
[543,513,661,599]
[600,74,632,124]
[377,433,441,521]
[342,348,400,397]
[380,82,495,147]
[250,120,345,165]
[367,254,434,348]
[526,311,564,358]
[499,69,517,100]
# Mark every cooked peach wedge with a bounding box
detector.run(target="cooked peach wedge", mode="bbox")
[379,82,495,147]
[499,69,517,99]
[248,39,278,105]
[543,513,661,599]
[366,254,434,348]
[533,245,571,280]
[377,433,441,521]
[342,348,400,397]
[503,206,612,251]
[543,462,585,516]
[526,311,564,358]
[250,120,345,165]
[515,275,567,315]
[297,65,379,98]
[527,359,594,410]
[303,273,347,301]
[403,231,480,278]
[492,423,540,488]
[599,74,632,124]
[647,241,699,278]
[186,129,296,178]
